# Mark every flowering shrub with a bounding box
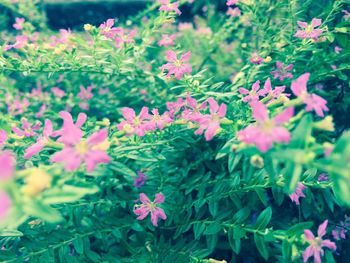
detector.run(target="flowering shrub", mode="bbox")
[0,0,350,262]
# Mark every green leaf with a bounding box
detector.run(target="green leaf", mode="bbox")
[255,207,272,230]
[203,221,221,235]
[286,222,313,236]
[73,237,84,255]
[109,161,137,177]
[254,234,269,260]
[24,201,63,223]
[284,163,303,194]
[0,229,23,237]
[228,153,242,173]
[290,115,313,149]
[193,222,206,240]
[43,184,99,204]
[228,228,241,254]
[232,207,250,223]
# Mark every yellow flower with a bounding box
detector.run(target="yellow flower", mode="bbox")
[22,168,51,197]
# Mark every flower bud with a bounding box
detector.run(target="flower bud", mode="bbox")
[313,116,334,132]
[250,154,264,168]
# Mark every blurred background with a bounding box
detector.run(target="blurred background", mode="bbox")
[0,0,230,30]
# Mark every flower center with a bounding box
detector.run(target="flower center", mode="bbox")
[174,60,183,67]
[75,140,89,155]
[261,120,274,133]
[305,25,314,34]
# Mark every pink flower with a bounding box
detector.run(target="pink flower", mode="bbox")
[194,98,227,141]
[260,78,289,103]
[332,215,350,240]
[159,0,181,15]
[51,87,65,98]
[134,193,167,227]
[317,173,329,182]
[289,183,306,205]
[7,96,29,116]
[13,17,25,30]
[98,87,110,95]
[148,109,173,130]
[0,151,15,181]
[334,46,342,54]
[158,34,177,47]
[117,107,151,136]
[271,62,294,81]
[295,18,323,40]
[182,96,207,122]
[0,130,7,146]
[134,171,147,188]
[166,98,185,117]
[161,50,192,80]
[238,101,294,152]
[0,191,11,220]
[226,7,241,17]
[178,22,193,31]
[115,29,137,49]
[78,85,93,100]
[249,51,264,64]
[4,35,28,51]
[36,104,46,118]
[342,10,350,20]
[239,80,266,103]
[12,119,41,137]
[227,0,239,5]
[291,73,328,117]
[51,128,110,172]
[99,19,122,39]
[303,220,336,263]
[24,119,54,159]
[50,29,71,46]
[54,111,87,145]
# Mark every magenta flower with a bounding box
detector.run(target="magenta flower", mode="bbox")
[115,29,137,48]
[99,19,122,39]
[334,46,342,54]
[332,215,349,240]
[12,119,41,137]
[249,52,264,65]
[78,85,93,100]
[6,96,29,116]
[239,80,266,103]
[0,130,7,146]
[54,111,87,145]
[4,35,28,51]
[260,78,289,103]
[295,18,323,40]
[159,0,181,15]
[51,87,65,98]
[271,62,294,81]
[238,101,294,152]
[134,193,167,227]
[98,87,110,95]
[227,7,241,17]
[194,98,227,141]
[182,96,207,122]
[161,50,192,80]
[134,171,147,188]
[317,173,329,182]
[227,0,239,5]
[289,183,306,205]
[51,128,110,172]
[36,104,46,118]
[13,17,25,30]
[158,34,177,47]
[0,191,11,220]
[24,119,54,159]
[117,107,151,136]
[303,220,336,263]
[0,151,15,181]
[166,98,185,117]
[291,73,328,117]
[148,109,173,131]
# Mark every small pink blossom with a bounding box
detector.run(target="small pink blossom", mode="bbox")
[159,0,181,15]
[332,215,350,240]
[194,98,227,141]
[51,87,65,98]
[117,107,151,136]
[99,19,122,39]
[134,171,147,188]
[24,119,54,159]
[239,80,266,103]
[98,87,110,95]
[0,130,7,146]
[78,85,93,100]
[295,19,323,40]
[0,151,15,181]
[317,173,329,182]
[148,109,173,130]
[158,34,177,47]
[226,7,241,17]
[4,35,28,51]
[36,104,46,118]
[291,73,329,117]
[7,96,29,116]
[238,101,294,152]
[161,50,192,80]
[13,17,25,30]
[334,46,342,54]
[271,62,294,81]
[260,78,289,103]
[342,10,350,20]
[51,128,110,172]
[227,0,239,5]
[50,29,71,46]
[303,220,336,263]
[182,96,207,122]
[12,119,41,137]
[134,193,167,227]
[166,98,185,117]
[0,191,11,220]
[115,29,137,48]
[249,51,264,64]
[289,183,306,205]
[54,111,87,145]
[178,22,193,31]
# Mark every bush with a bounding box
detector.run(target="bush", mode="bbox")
[0,0,350,262]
